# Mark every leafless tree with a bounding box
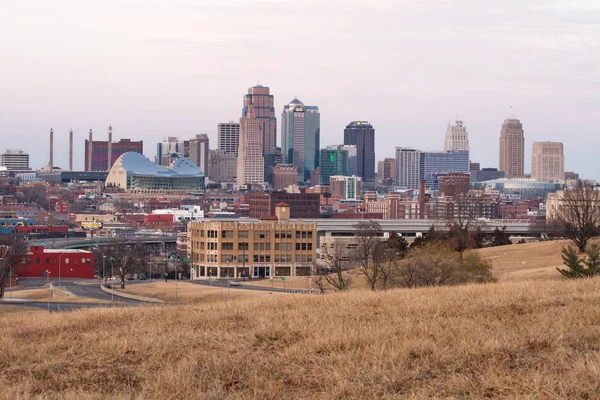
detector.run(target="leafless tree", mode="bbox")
[103,241,150,289]
[444,192,487,252]
[0,236,27,298]
[353,221,384,291]
[372,241,398,290]
[312,239,351,292]
[552,186,600,252]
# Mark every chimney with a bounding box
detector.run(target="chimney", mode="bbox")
[88,129,93,171]
[49,128,54,170]
[69,129,73,171]
[419,179,426,219]
[107,125,113,170]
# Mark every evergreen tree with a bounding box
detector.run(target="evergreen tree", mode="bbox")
[557,244,600,278]
[491,227,512,247]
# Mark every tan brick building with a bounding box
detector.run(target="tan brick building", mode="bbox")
[188,204,316,279]
[499,119,525,178]
[531,141,564,183]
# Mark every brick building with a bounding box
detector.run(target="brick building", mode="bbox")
[248,192,320,219]
[17,245,94,279]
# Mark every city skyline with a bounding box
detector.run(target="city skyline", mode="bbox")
[2,1,599,179]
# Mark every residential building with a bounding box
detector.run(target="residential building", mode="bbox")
[531,141,564,183]
[320,147,348,184]
[84,139,143,172]
[344,121,375,182]
[105,152,205,194]
[395,148,421,190]
[281,98,320,182]
[499,119,525,178]
[444,120,469,151]
[189,134,210,174]
[208,150,237,183]
[438,173,470,196]
[272,165,298,191]
[188,203,317,279]
[247,192,320,219]
[330,175,362,200]
[1,149,30,171]
[217,122,240,156]
[156,137,183,166]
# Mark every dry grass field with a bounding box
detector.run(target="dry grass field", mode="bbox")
[2,278,600,398]
[4,289,110,304]
[116,281,286,304]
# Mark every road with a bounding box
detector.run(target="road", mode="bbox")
[188,279,320,294]
[0,300,142,312]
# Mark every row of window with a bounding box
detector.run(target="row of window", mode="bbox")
[196,230,313,240]
[196,254,313,263]
[197,242,312,251]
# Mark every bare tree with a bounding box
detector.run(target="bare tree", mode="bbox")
[103,241,149,289]
[445,192,487,252]
[353,221,384,291]
[312,239,351,292]
[552,186,600,252]
[0,236,27,298]
[373,241,398,290]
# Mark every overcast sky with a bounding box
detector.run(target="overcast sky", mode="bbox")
[1,0,599,179]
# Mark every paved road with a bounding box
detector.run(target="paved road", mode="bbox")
[0,300,144,312]
[61,282,145,304]
[188,279,320,294]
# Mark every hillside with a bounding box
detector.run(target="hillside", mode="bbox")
[2,278,600,398]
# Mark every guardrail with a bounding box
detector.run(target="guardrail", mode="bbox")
[49,282,75,297]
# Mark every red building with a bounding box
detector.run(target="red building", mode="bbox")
[17,245,95,278]
[248,192,320,219]
[144,214,175,230]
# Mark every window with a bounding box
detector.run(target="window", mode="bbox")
[239,231,249,239]
[238,242,248,251]
[36,258,40,264]
[222,243,234,251]
[222,231,233,238]
[45,258,50,264]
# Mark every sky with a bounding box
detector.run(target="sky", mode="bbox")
[1,0,599,179]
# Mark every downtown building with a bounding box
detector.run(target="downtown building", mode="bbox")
[395,148,422,190]
[281,98,320,183]
[319,147,349,185]
[217,122,240,156]
[0,149,30,173]
[444,120,469,152]
[499,119,525,178]
[189,134,210,175]
[377,158,396,186]
[531,141,564,183]
[344,121,375,182]
[420,150,469,189]
[208,150,237,183]
[85,138,143,172]
[156,137,183,166]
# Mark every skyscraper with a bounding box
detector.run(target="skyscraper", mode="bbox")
[395,148,421,190]
[531,141,564,183]
[320,147,348,185]
[237,101,265,186]
[156,137,183,166]
[242,85,277,181]
[281,98,320,182]
[189,134,210,174]
[344,121,375,182]
[444,120,469,151]
[499,119,525,178]
[217,122,240,156]
[0,149,30,171]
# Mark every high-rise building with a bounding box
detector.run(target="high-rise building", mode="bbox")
[330,175,362,200]
[377,157,396,185]
[395,148,421,190]
[444,120,469,151]
[344,121,375,182]
[189,134,210,175]
[281,98,320,182]
[242,85,277,181]
[0,149,30,171]
[420,150,469,189]
[217,122,240,156]
[272,165,298,191]
[320,147,349,185]
[156,137,183,166]
[208,149,237,183]
[531,141,564,183]
[237,116,264,186]
[499,119,525,178]
[85,139,143,172]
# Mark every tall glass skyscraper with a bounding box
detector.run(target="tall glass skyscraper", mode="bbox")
[343,121,375,182]
[320,146,349,184]
[281,98,320,182]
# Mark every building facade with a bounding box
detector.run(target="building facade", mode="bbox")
[444,120,469,151]
[208,150,237,183]
[217,122,240,156]
[377,157,396,185]
[499,119,525,178]
[1,149,30,171]
[272,165,298,191]
[189,134,210,175]
[84,139,143,172]
[16,245,94,279]
[344,121,375,182]
[420,150,469,189]
[156,137,183,166]
[281,98,320,182]
[319,147,348,185]
[248,192,321,219]
[531,141,564,183]
[189,205,316,279]
[330,175,362,200]
[395,147,421,190]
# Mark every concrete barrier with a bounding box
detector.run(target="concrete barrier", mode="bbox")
[49,282,75,297]
[100,284,166,304]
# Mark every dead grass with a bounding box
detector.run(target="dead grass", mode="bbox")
[477,238,600,281]
[2,278,600,398]
[6,289,110,304]
[116,281,286,304]
[0,305,45,316]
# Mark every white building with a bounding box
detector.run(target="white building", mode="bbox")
[395,147,421,190]
[152,205,205,223]
[444,121,469,152]
[1,149,30,171]
[531,142,564,184]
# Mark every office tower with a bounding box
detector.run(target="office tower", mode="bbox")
[242,85,277,180]
[85,138,144,171]
[281,98,320,182]
[183,140,190,158]
[208,149,237,183]
[272,165,298,190]
[531,141,564,183]
[499,119,525,178]
[420,150,469,189]
[218,122,240,156]
[344,121,375,182]
[330,175,362,200]
[395,148,421,190]
[1,149,30,171]
[444,120,469,151]
[237,116,264,186]
[189,134,210,174]
[156,137,183,166]
[320,147,348,185]
[377,157,396,185]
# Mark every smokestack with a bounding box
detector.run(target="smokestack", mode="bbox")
[88,129,93,171]
[107,125,113,170]
[69,129,73,171]
[49,128,54,170]
[419,179,426,219]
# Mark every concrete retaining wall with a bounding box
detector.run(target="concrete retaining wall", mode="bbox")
[100,284,166,304]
